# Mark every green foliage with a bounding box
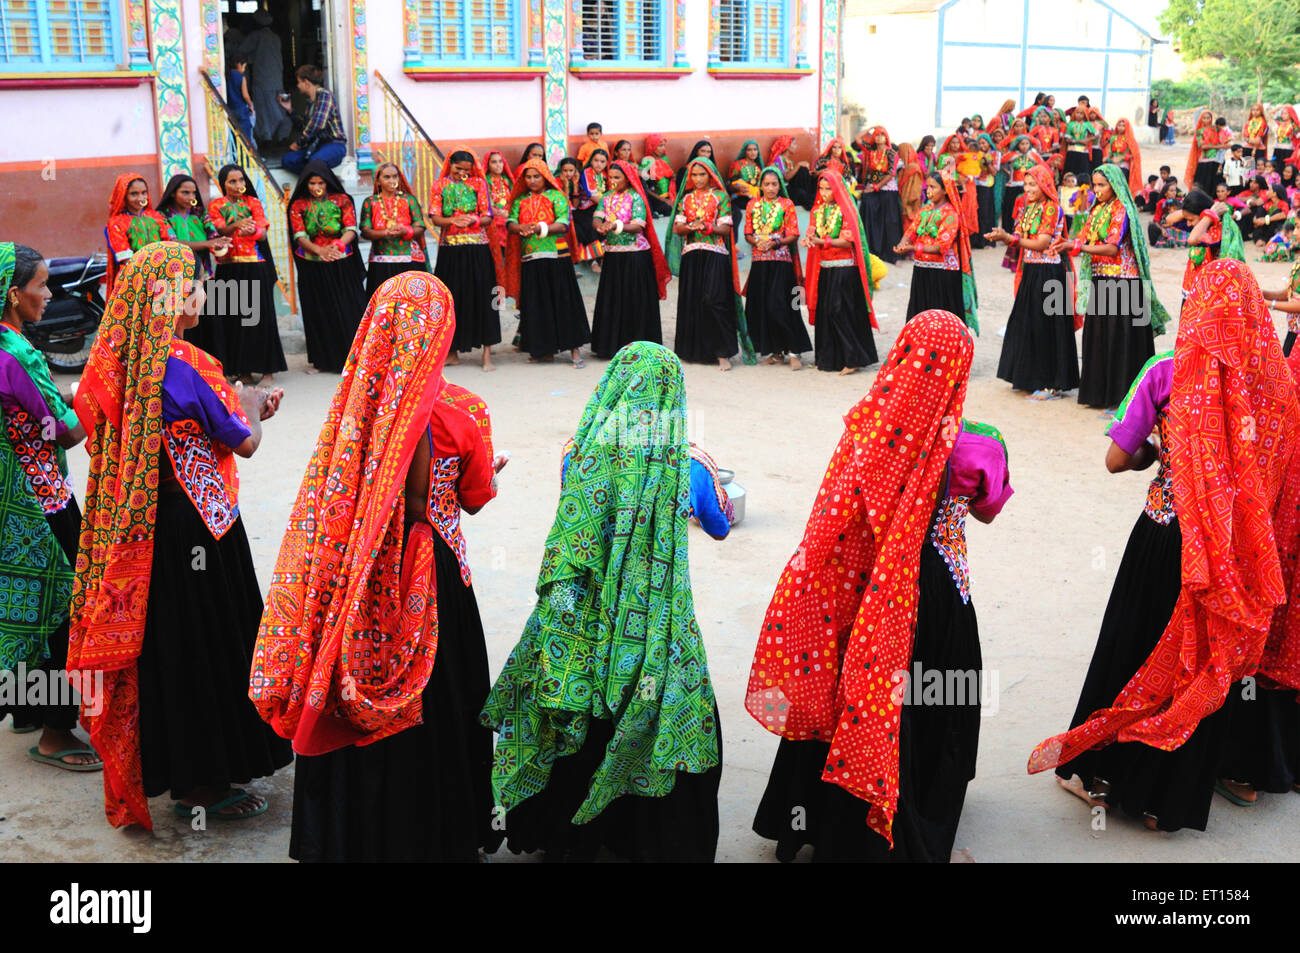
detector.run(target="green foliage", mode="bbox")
[1159,0,1300,100]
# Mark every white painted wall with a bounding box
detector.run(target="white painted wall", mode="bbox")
[0,86,158,163]
[842,12,938,145]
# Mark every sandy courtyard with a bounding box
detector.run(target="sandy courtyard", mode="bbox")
[4,143,1298,863]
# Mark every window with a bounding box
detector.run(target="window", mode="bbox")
[0,0,121,70]
[580,0,664,64]
[718,0,786,65]
[416,0,519,65]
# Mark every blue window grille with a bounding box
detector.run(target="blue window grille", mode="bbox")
[580,0,666,64]
[718,0,787,65]
[416,0,520,65]
[0,0,122,71]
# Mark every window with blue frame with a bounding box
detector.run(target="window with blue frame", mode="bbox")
[0,0,122,71]
[579,0,666,64]
[718,0,787,65]
[416,0,520,65]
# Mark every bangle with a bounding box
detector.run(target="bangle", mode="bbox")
[1072,239,1083,256]
[538,221,549,238]
[402,225,414,239]
[1008,234,1020,246]
[614,220,624,234]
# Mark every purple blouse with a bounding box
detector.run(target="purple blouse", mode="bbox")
[160,357,251,450]
[1108,355,1172,455]
[947,426,1014,519]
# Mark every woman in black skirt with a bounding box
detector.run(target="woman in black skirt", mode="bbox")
[770,135,815,210]
[970,134,999,248]
[286,160,367,374]
[202,164,287,382]
[668,156,751,370]
[252,272,507,860]
[748,311,1006,862]
[0,242,96,770]
[743,167,811,368]
[72,243,291,828]
[1262,260,1300,355]
[431,149,499,370]
[805,170,877,373]
[481,342,729,862]
[505,158,590,366]
[588,160,666,357]
[1055,164,1168,410]
[896,170,979,333]
[985,163,1080,397]
[359,161,428,297]
[857,126,903,264]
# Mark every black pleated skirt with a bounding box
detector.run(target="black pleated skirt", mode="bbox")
[906,265,965,322]
[1285,331,1295,357]
[366,259,428,299]
[137,492,293,800]
[997,261,1080,392]
[1194,160,1222,192]
[752,543,982,862]
[435,243,501,352]
[970,186,997,250]
[746,258,811,356]
[1001,185,1024,233]
[674,250,738,363]
[517,256,590,359]
[496,705,722,862]
[294,253,367,374]
[590,249,663,358]
[290,534,501,862]
[1077,277,1155,408]
[787,167,816,211]
[1064,151,1093,180]
[813,266,877,371]
[199,260,287,377]
[860,190,903,263]
[2,499,81,732]
[1221,686,1300,794]
[1273,147,1294,167]
[1054,513,1233,832]
[572,204,600,249]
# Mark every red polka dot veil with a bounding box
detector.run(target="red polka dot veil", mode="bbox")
[746,309,974,846]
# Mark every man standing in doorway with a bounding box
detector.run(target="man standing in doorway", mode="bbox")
[282,64,348,175]
[240,7,292,147]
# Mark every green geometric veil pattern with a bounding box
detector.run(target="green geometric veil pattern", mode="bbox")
[480,342,719,822]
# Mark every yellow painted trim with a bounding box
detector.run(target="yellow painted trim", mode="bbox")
[403,66,548,74]
[0,70,157,79]
[568,66,694,74]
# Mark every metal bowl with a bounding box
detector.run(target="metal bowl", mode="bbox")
[716,467,735,485]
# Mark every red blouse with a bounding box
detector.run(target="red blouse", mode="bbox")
[209,196,269,263]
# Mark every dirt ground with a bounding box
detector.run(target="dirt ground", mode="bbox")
[3,143,1298,862]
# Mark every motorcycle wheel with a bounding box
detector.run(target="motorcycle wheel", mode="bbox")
[43,331,96,374]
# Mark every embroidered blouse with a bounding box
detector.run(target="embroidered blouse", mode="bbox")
[509,189,573,260]
[290,194,358,261]
[106,210,174,267]
[1016,200,1064,265]
[860,147,898,189]
[208,196,269,263]
[810,201,856,265]
[429,176,490,245]
[1107,354,1174,525]
[1081,199,1138,278]
[745,196,799,262]
[905,201,960,269]
[0,325,80,513]
[1182,211,1222,297]
[929,421,1014,604]
[360,193,427,263]
[676,188,731,255]
[423,382,496,586]
[593,190,650,252]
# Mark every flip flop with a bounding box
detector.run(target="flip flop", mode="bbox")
[572,358,586,369]
[28,746,103,772]
[1214,780,1257,807]
[172,788,268,821]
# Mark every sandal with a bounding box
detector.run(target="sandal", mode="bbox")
[172,788,268,821]
[28,745,103,772]
[1214,779,1257,807]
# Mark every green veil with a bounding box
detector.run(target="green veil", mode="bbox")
[663,155,757,363]
[480,342,720,822]
[1076,163,1170,336]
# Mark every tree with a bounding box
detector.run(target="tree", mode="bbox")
[1160,0,1300,103]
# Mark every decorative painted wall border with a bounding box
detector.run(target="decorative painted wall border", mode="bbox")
[200,0,222,89]
[126,0,150,69]
[349,0,373,167]
[149,0,192,181]
[818,0,839,148]
[542,0,568,164]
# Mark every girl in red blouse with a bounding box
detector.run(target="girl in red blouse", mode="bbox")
[431,149,498,370]
[896,170,977,331]
[744,167,810,368]
[804,170,877,374]
[105,173,173,292]
[287,160,367,375]
[198,164,287,383]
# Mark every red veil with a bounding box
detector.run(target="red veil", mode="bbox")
[767,134,794,168]
[610,158,670,299]
[1260,343,1300,691]
[502,158,569,301]
[1110,118,1143,195]
[804,169,876,329]
[1184,109,1215,188]
[1030,260,1300,773]
[1015,163,1081,331]
[746,309,975,847]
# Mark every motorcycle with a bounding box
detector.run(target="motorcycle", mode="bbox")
[25,252,107,374]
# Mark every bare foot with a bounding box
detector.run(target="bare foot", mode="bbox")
[763,355,779,365]
[303,366,320,375]
[447,352,461,366]
[838,366,861,376]
[790,355,803,371]
[1143,813,1160,831]
[38,728,101,767]
[1219,777,1258,804]
[718,358,731,372]
[1055,773,1106,808]
[260,374,276,385]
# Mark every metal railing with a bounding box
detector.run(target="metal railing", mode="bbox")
[198,69,297,314]
[373,69,444,213]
